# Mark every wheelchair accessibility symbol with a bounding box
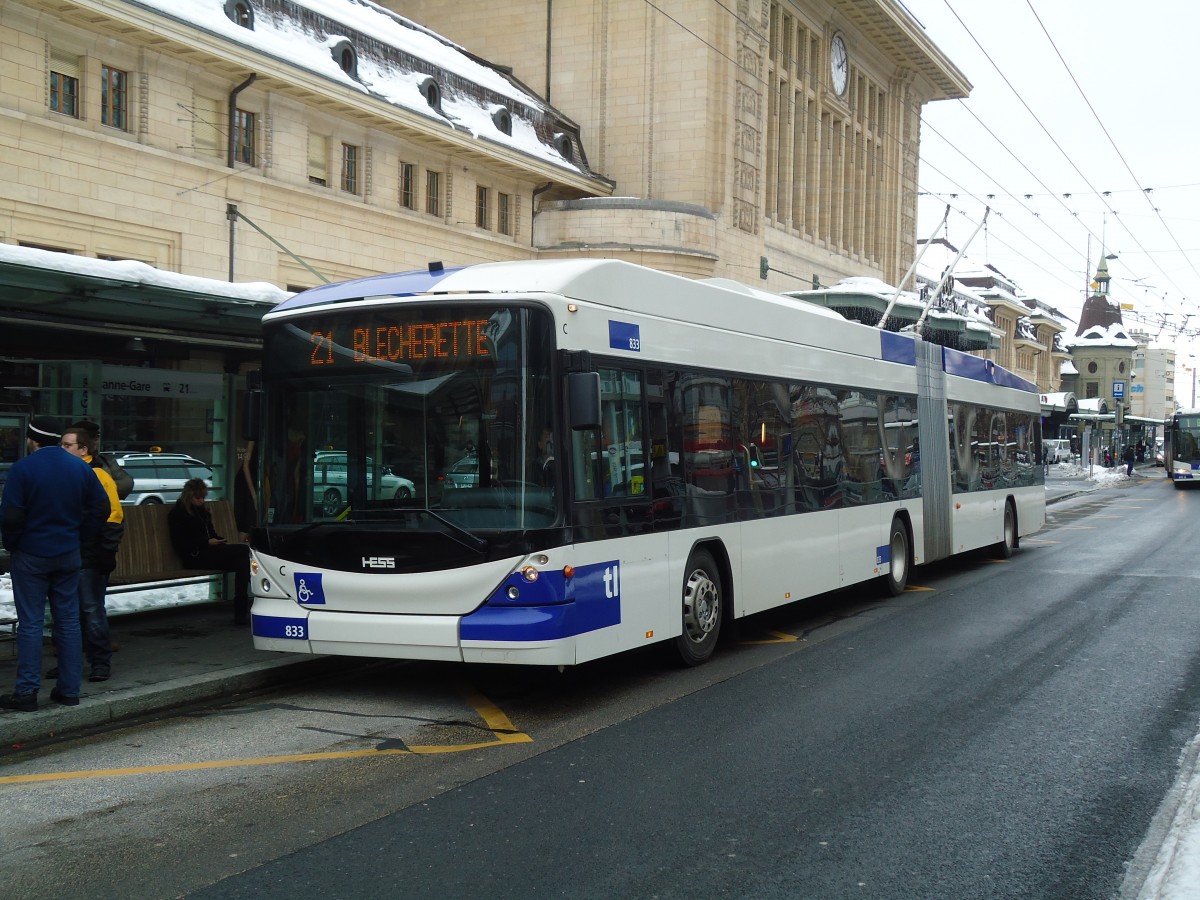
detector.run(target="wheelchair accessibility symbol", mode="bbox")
[294,572,326,605]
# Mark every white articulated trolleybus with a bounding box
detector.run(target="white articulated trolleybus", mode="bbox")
[248,260,1045,666]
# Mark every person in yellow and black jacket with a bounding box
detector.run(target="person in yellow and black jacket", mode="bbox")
[58,421,123,683]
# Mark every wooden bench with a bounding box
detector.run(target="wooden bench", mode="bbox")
[110,499,240,596]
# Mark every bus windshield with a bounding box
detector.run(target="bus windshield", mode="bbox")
[261,303,557,531]
[1171,414,1200,465]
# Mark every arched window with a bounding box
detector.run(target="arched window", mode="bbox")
[552,132,573,162]
[419,77,442,111]
[224,0,254,29]
[491,106,512,136]
[330,40,357,79]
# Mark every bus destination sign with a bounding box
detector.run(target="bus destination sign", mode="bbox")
[306,317,492,367]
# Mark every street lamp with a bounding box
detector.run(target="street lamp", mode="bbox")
[1183,356,1198,410]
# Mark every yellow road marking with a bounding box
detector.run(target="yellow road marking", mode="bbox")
[741,629,801,644]
[0,686,531,786]
[904,584,935,592]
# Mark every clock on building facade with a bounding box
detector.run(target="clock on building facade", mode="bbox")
[830,34,848,96]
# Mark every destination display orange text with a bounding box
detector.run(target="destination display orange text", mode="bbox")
[308,318,492,366]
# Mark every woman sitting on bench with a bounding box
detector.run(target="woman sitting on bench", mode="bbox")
[167,479,251,625]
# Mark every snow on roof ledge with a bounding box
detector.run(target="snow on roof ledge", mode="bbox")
[131,0,592,176]
[0,243,290,305]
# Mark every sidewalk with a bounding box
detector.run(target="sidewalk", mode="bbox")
[0,602,347,750]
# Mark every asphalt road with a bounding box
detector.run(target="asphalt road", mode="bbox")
[177,479,1200,899]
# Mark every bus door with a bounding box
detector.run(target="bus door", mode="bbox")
[569,366,669,660]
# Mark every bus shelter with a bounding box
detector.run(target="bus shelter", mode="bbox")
[0,245,287,502]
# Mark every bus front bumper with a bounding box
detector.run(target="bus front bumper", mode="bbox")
[250,596,577,665]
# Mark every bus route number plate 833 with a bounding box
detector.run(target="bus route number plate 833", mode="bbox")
[255,616,308,640]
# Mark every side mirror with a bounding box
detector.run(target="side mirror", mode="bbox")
[568,372,601,431]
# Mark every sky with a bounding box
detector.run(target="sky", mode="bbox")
[899,0,1200,362]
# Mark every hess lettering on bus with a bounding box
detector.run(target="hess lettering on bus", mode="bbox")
[362,556,396,569]
[308,319,491,367]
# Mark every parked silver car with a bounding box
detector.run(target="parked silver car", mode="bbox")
[112,452,213,506]
[312,451,414,515]
[442,454,480,489]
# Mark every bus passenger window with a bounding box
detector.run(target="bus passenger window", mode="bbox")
[574,367,645,500]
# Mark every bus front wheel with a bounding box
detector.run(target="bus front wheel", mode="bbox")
[674,549,722,667]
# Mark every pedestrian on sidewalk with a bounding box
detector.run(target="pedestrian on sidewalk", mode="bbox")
[0,415,109,712]
[168,478,251,625]
[57,421,124,682]
[1123,443,1136,477]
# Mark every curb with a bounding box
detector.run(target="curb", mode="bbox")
[0,655,351,750]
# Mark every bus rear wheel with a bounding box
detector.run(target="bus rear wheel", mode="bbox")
[994,500,1017,559]
[883,517,909,597]
[674,549,722,667]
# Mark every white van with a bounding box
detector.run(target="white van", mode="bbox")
[1043,439,1071,464]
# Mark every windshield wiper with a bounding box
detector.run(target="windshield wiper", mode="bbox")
[279,520,340,542]
[413,508,488,553]
[279,508,486,554]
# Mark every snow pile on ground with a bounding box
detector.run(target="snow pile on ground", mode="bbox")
[1050,460,1149,487]
[0,573,209,621]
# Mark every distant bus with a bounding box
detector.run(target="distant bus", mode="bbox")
[248,260,1045,667]
[1164,409,1200,486]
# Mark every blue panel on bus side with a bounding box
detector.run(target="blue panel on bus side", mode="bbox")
[293,572,326,604]
[252,614,310,640]
[879,331,917,366]
[608,320,642,352]
[876,544,890,566]
[272,267,466,312]
[460,560,622,642]
[942,346,991,381]
[989,366,1036,392]
[942,346,1036,392]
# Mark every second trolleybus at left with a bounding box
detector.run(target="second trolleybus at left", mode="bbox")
[246,259,1046,667]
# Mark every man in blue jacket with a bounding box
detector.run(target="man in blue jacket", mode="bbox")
[0,415,109,711]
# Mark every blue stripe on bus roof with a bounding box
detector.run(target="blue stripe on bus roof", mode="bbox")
[881,330,1034,391]
[880,331,917,366]
[271,267,466,312]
